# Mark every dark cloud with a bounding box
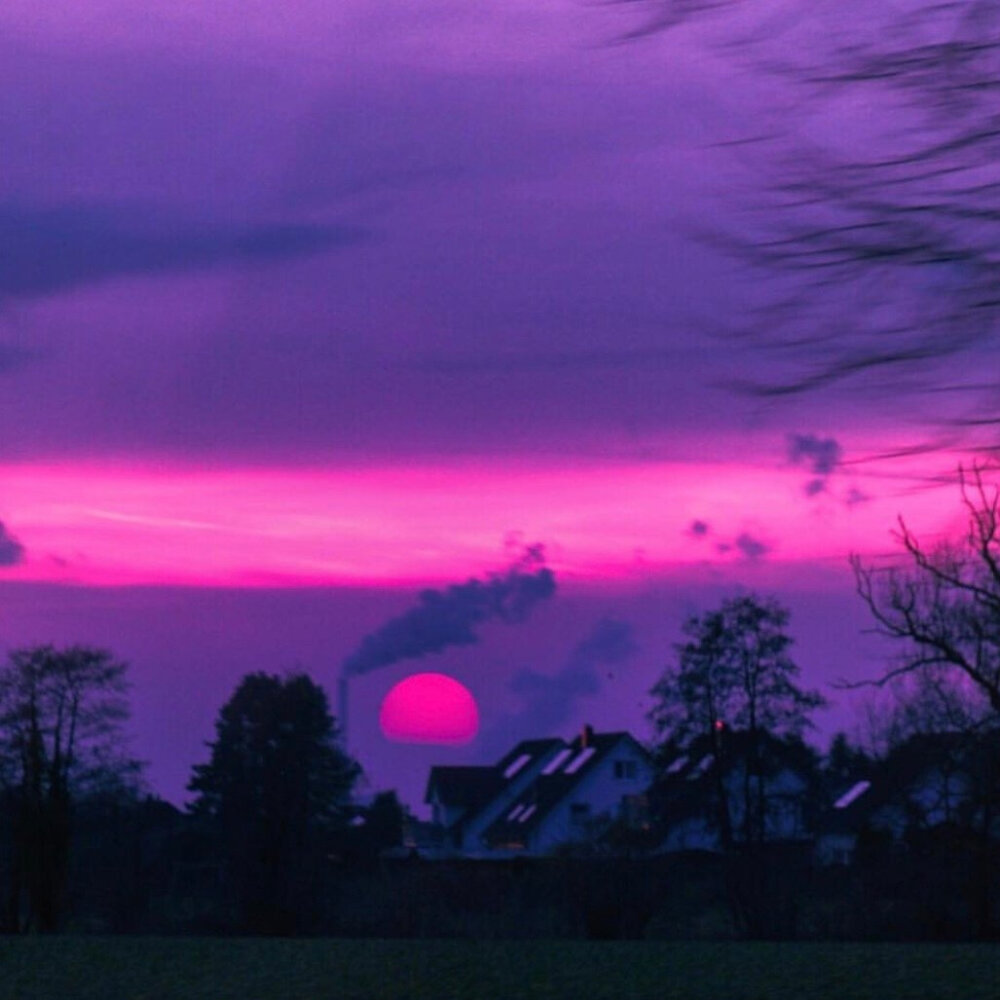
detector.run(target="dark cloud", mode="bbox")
[341,546,555,677]
[0,204,366,300]
[0,522,25,566]
[788,433,843,497]
[788,433,842,476]
[734,533,770,561]
[505,618,638,736]
[688,519,710,537]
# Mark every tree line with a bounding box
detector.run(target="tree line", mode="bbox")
[0,466,998,936]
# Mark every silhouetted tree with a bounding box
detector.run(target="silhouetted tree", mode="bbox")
[851,466,1000,936]
[650,595,824,845]
[0,645,139,932]
[649,596,823,936]
[188,672,360,934]
[853,465,1000,713]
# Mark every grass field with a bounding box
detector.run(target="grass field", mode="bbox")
[0,938,997,999]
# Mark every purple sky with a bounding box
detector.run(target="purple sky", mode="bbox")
[0,0,982,812]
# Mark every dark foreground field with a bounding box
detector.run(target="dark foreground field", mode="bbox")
[0,938,997,999]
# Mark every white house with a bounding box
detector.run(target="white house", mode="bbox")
[480,727,655,855]
[424,738,566,855]
[424,727,655,857]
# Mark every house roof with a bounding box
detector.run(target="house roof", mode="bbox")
[494,738,566,780]
[483,730,648,847]
[424,738,566,820]
[424,765,502,811]
[819,730,992,835]
[651,730,820,828]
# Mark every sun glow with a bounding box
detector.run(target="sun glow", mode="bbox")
[379,672,479,745]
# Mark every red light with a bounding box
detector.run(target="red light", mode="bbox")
[714,719,725,731]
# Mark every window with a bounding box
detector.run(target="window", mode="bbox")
[564,747,596,775]
[613,760,637,780]
[666,755,688,775]
[833,780,870,810]
[503,753,532,779]
[541,747,573,775]
[570,802,590,825]
[687,755,713,779]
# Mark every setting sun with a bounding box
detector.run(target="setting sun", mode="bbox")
[378,672,480,745]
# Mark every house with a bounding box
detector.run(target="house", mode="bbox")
[425,727,655,856]
[815,731,996,865]
[425,738,565,854]
[651,729,820,854]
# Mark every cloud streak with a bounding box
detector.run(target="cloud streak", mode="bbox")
[0,203,366,299]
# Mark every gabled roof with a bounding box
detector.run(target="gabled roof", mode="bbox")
[651,730,820,829]
[819,730,993,836]
[495,738,566,780]
[424,765,502,811]
[483,730,649,847]
[657,730,818,786]
[424,738,568,830]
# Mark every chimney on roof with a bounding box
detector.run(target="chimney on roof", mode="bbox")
[581,724,594,748]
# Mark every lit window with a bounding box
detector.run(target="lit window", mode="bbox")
[834,780,871,810]
[666,755,688,775]
[687,755,713,779]
[503,753,532,779]
[541,748,573,775]
[564,747,596,775]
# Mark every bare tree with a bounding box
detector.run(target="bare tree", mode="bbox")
[621,0,1000,448]
[0,645,139,932]
[852,464,1000,710]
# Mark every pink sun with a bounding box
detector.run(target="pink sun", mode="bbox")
[379,672,480,745]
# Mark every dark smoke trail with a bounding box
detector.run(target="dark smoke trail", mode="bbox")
[341,545,556,677]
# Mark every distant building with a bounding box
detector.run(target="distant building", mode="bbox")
[815,731,997,866]
[424,727,655,857]
[651,730,820,854]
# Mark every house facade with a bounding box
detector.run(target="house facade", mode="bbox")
[425,727,655,857]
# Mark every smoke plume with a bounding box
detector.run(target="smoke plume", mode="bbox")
[341,545,556,677]
[504,617,639,736]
